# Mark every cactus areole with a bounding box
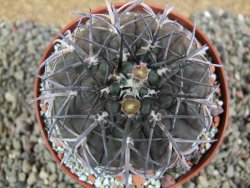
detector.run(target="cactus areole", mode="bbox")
[34,1,229,187]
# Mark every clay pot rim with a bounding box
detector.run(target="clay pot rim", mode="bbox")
[34,2,230,188]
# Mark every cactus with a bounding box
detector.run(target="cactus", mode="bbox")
[36,1,223,187]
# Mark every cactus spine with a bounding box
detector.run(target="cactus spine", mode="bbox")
[36,1,223,187]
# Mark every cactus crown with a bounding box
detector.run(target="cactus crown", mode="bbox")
[36,0,222,186]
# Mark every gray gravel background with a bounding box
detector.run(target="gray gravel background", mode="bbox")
[0,11,249,188]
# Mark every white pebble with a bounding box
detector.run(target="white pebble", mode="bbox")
[205,143,211,149]
[204,11,211,18]
[150,178,156,184]
[237,139,242,144]
[213,170,219,176]
[211,74,217,80]
[87,180,94,185]
[94,179,102,187]
[103,178,109,185]
[79,175,87,181]
[155,180,161,188]
[238,14,244,21]
[218,100,224,106]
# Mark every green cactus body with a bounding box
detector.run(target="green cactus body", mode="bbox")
[37,1,222,187]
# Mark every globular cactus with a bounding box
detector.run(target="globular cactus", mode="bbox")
[36,0,222,187]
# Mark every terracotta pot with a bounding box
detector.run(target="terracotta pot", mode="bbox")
[34,2,229,188]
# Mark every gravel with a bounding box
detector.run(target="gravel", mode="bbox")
[181,11,250,188]
[27,172,37,185]
[0,19,81,188]
[0,10,249,188]
[22,160,32,173]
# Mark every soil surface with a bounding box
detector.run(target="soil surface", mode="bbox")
[0,0,249,25]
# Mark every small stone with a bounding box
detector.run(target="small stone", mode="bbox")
[238,14,244,21]
[58,182,66,187]
[79,174,87,181]
[22,160,32,173]
[43,150,51,160]
[44,178,49,185]
[204,11,211,18]
[87,174,96,183]
[155,180,161,188]
[18,173,26,182]
[0,170,5,181]
[12,138,21,150]
[15,117,31,134]
[209,178,218,187]
[39,169,49,180]
[8,170,17,183]
[5,144,10,151]
[47,162,56,173]
[14,70,24,80]
[246,158,250,166]
[32,164,38,173]
[236,91,244,100]
[184,181,195,188]
[27,172,37,185]
[103,178,109,185]
[221,181,230,188]
[0,122,4,134]
[238,160,245,168]
[226,166,234,178]
[94,179,102,187]
[197,176,209,187]
[212,170,219,176]
[4,91,16,104]
[23,141,35,152]
[48,174,57,183]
